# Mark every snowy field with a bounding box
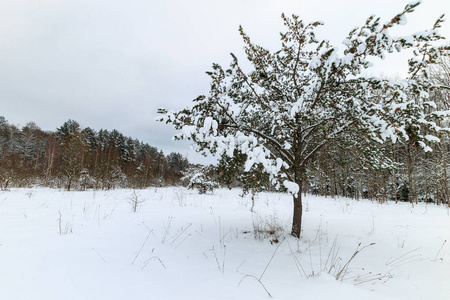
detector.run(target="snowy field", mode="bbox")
[0,187,449,300]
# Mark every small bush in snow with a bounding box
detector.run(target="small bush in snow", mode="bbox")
[187,172,218,194]
[182,165,218,194]
[252,213,285,244]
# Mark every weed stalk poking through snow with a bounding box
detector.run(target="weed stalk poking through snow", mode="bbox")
[129,190,145,213]
[57,210,72,235]
[238,237,286,298]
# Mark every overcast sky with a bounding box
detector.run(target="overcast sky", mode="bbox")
[1,0,449,164]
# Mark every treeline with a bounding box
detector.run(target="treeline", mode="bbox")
[303,59,450,205]
[2,112,450,204]
[0,118,188,190]
[218,118,450,205]
[304,137,449,205]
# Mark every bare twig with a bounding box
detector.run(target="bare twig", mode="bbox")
[92,248,107,263]
[259,237,285,281]
[335,242,376,281]
[287,239,308,277]
[141,256,166,270]
[238,238,285,298]
[238,274,272,298]
[386,247,422,267]
[131,229,153,265]
[434,240,447,262]
[168,223,192,245]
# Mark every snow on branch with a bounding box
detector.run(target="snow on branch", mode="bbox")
[158,3,450,195]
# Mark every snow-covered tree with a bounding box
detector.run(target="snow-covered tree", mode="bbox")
[182,165,218,194]
[57,120,83,191]
[217,149,274,211]
[160,2,449,237]
[166,152,188,184]
[0,116,12,152]
[158,2,450,237]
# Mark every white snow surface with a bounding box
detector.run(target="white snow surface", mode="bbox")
[1,188,449,300]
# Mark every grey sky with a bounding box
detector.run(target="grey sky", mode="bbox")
[1,0,449,164]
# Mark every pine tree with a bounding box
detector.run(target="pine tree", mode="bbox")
[158,2,449,238]
[182,165,218,194]
[56,120,83,191]
[166,152,188,184]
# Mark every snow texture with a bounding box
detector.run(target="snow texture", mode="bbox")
[1,188,450,300]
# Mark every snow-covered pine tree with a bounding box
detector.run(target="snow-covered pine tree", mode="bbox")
[0,116,13,189]
[158,2,450,238]
[56,120,83,191]
[429,57,450,205]
[166,152,189,184]
[217,149,273,211]
[0,116,12,156]
[182,165,218,194]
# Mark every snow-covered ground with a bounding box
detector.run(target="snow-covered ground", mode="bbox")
[0,187,449,300]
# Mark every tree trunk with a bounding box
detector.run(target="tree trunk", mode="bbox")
[291,181,303,238]
[393,146,398,204]
[412,151,418,205]
[440,135,449,206]
[434,152,440,205]
[45,136,56,184]
[67,176,72,192]
[406,144,414,207]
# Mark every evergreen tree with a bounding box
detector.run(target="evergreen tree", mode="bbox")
[158,2,449,238]
[0,116,12,152]
[182,165,218,194]
[56,120,83,191]
[166,152,188,184]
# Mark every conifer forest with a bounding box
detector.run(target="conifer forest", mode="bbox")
[0,118,188,190]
